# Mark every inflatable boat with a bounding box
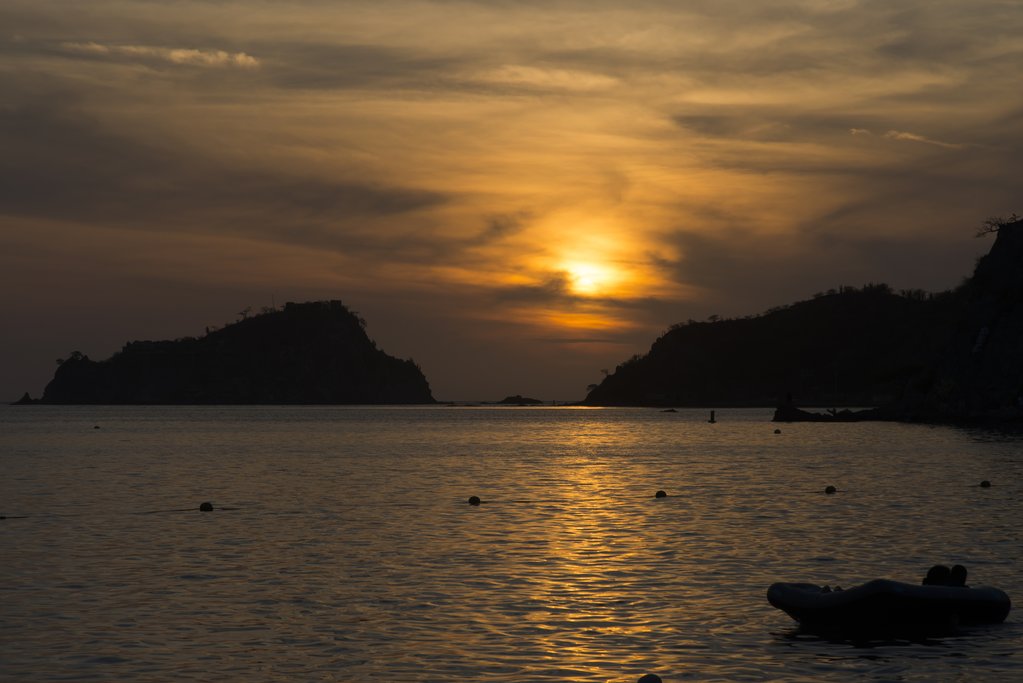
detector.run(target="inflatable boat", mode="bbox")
[767,579,1011,634]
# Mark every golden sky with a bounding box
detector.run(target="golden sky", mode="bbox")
[2,1,1022,400]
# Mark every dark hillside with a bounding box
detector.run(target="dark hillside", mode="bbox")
[585,285,964,407]
[40,300,435,404]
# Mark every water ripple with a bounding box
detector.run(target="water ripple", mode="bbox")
[2,406,1022,681]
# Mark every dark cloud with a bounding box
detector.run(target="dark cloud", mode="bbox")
[671,112,814,143]
[489,273,678,336]
[253,41,466,91]
[0,92,446,243]
[495,273,572,304]
[466,212,532,246]
[531,336,624,344]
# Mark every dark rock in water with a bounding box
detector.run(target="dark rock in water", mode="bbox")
[825,485,837,494]
[496,394,543,405]
[773,396,887,423]
[655,490,667,498]
[38,300,435,405]
[468,496,481,506]
[11,392,36,405]
[980,480,992,488]
[637,675,663,683]
[774,428,781,434]
[199,502,214,512]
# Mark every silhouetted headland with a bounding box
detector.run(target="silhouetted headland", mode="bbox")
[587,216,1023,423]
[586,284,961,408]
[31,300,435,405]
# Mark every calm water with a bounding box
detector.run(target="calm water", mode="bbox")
[1,405,1021,682]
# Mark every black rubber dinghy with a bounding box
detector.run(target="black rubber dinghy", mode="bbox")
[767,580,1011,634]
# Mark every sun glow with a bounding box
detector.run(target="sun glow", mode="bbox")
[564,261,617,296]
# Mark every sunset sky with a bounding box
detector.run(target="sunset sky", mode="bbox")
[2,0,1021,401]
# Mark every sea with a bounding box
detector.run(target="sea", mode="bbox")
[1,405,1021,682]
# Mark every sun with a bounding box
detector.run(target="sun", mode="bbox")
[564,261,615,296]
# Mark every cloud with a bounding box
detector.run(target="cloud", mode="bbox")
[0,94,446,255]
[255,41,464,91]
[61,41,259,68]
[495,273,573,304]
[531,336,624,344]
[659,225,986,321]
[478,65,618,92]
[848,127,967,149]
[465,212,533,247]
[883,129,965,149]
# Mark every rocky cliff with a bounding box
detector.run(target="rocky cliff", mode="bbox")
[898,218,1023,420]
[39,300,435,404]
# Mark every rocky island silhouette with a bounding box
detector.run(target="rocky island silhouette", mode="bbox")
[27,300,434,405]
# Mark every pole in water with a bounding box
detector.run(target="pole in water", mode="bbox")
[708,410,716,423]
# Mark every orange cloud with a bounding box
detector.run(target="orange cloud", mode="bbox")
[62,41,260,68]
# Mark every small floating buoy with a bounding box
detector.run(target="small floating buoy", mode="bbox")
[655,490,667,498]
[199,501,214,511]
[468,496,481,506]
[708,410,716,423]
[824,485,837,495]
[774,428,781,434]
[980,480,991,488]
[638,674,663,683]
